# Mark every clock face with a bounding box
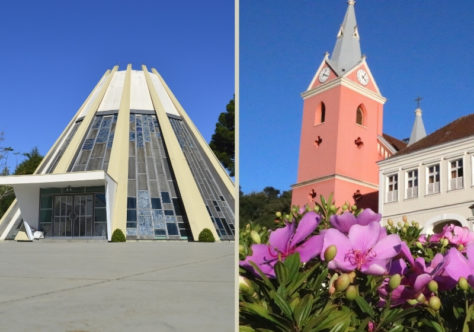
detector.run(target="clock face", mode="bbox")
[318,67,330,83]
[357,69,369,86]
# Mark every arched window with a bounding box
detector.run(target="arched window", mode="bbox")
[356,105,364,125]
[432,220,462,234]
[314,102,326,125]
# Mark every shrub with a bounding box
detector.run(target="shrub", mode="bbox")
[198,228,215,242]
[110,229,126,242]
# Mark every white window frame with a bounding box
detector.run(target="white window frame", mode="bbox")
[386,174,398,203]
[405,169,418,199]
[426,164,440,195]
[448,158,463,190]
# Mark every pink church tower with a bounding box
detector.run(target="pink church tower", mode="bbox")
[292,1,394,210]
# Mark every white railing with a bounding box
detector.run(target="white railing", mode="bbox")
[427,182,440,194]
[450,177,463,190]
[386,190,398,203]
[406,186,418,199]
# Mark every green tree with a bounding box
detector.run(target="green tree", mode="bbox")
[210,97,234,176]
[239,186,292,229]
[0,147,43,219]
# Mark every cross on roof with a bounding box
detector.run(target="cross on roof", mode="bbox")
[415,96,422,108]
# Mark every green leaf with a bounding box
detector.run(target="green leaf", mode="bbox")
[387,326,404,332]
[283,252,301,280]
[240,302,287,330]
[294,294,313,328]
[248,261,275,291]
[274,261,288,286]
[272,292,293,320]
[239,326,256,332]
[329,320,349,332]
[354,296,375,318]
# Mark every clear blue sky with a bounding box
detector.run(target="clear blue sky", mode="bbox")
[0,0,234,171]
[240,0,474,193]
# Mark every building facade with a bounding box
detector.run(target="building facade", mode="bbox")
[378,114,474,232]
[0,65,235,241]
[292,1,399,209]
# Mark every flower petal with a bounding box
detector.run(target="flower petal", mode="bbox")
[330,212,357,233]
[290,212,320,247]
[240,244,277,278]
[372,234,402,260]
[269,223,294,254]
[443,248,471,282]
[357,208,381,225]
[295,234,324,263]
[362,259,388,275]
[348,222,381,252]
[322,228,354,271]
[413,273,432,292]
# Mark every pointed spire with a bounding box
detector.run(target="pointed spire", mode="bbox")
[408,103,427,146]
[330,0,362,73]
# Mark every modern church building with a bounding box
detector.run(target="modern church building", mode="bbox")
[0,65,235,242]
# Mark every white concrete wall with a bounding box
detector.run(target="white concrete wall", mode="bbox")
[130,70,154,111]
[379,137,474,231]
[98,71,126,112]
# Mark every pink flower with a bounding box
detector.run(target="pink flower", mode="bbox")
[321,222,402,275]
[240,212,323,277]
[441,243,474,288]
[330,208,381,233]
[430,224,474,249]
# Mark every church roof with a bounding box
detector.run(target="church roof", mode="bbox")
[408,108,427,145]
[394,113,474,157]
[382,133,407,152]
[330,0,362,74]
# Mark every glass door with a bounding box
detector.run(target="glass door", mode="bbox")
[53,194,94,237]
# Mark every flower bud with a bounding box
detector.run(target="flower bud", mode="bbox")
[330,205,337,213]
[313,205,320,213]
[457,244,465,251]
[239,244,245,255]
[416,293,426,303]
[239,276,253,294]
[291,206,298,213]
[416,241,423,249]
[342,204,348,211]
[428,280,438,293]
[275,211,282,218]
[402,215,408,222]
[441,238,449,246]
[351,205,357,211]
[397,221,403,228]
[407,299,418,306]
[345,285,357,300]
[285,214,291,221]
[387,219,393,226]
[335,273,350,292]
[245,224,250,231]
[324,245,337,262]
[458,277,469,291]
[250,231,261,244]
[428,296,441,311]
[389,274,401,290]
[348,271,356,283]
[402,227,408,233]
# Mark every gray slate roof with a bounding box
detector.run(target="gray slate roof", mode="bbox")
[408,108,427,146]
[330,1,362,74]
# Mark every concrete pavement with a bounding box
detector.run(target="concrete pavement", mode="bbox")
[0,241,235,332]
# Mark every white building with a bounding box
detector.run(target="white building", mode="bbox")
[378,112,474,233]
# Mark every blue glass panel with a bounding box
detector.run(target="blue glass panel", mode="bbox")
[164,210,174,216]
[127,197,136,209]
[154,229,166,236]
[153,210,165,228]
[151,198,162,209]
[107,134,114,149]
[129,132,135,141]
[95,194,106,207]
[166,223,179,235]
[127,228,137,236]
[82,139,95,150]
[165,215,176,223]
[137,190,150,209]
[222,219,232,234]
[138,215,153,235]
[130,114,135,122]
[172,198,183,215]
[96,127,109,143]
[92,117,101,129]
[161,192,171,203]
[127,209,137,221]
[137,130,144,148]
[127,222,137,228]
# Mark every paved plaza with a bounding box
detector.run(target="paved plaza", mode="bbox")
[0,241,235,332]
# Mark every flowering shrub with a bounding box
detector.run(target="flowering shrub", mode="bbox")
[239,197,474,331]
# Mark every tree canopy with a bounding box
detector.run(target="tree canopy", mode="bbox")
[210,97,234,176]
[240,186,292,229]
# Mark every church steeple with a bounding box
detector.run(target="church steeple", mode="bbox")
[330,0,362,74]
[408,105,427,146]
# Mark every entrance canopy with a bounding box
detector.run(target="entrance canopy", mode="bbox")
[0,171,117,241]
